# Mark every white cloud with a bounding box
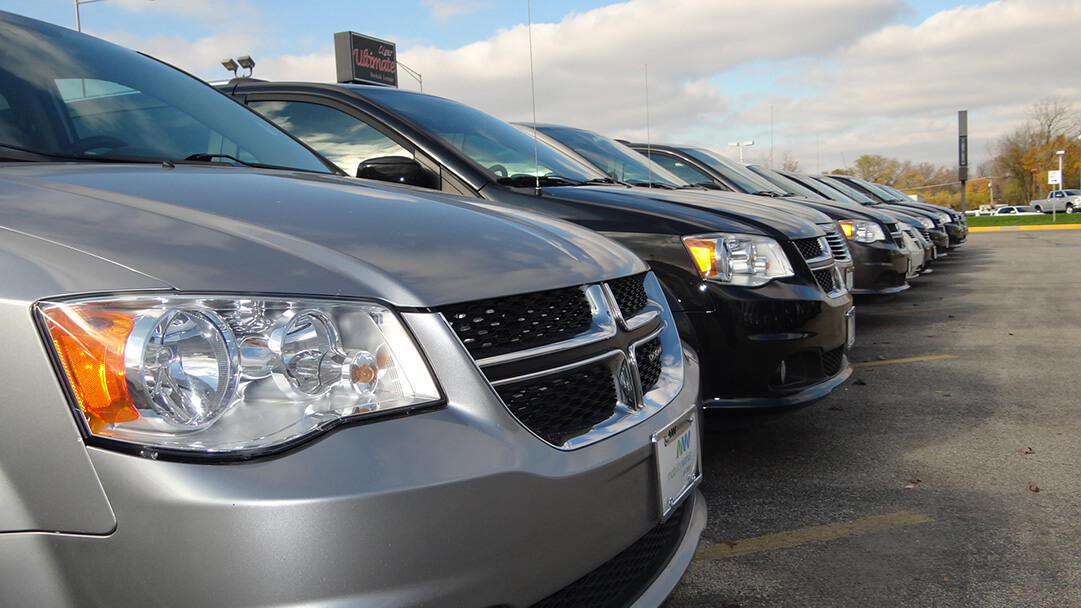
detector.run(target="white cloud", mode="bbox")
[753,0,1081,169]
[422,0,492,24]
[398,0,902,137]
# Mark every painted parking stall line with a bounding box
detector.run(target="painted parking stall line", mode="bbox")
[694,511,933,562]
[851,354,957,368]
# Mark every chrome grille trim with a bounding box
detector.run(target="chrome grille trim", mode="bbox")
[821,226,852,264]
[441,272,685,450]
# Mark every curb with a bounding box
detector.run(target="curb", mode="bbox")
[968,224,1081,232]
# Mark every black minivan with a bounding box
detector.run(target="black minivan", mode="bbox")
[219,81,855,410]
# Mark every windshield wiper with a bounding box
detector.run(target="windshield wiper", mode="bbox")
[627,181,676,189]
[183,153,256,167]
[497,174,582,187]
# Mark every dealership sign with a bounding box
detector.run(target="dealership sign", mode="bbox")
[334,31,397,87]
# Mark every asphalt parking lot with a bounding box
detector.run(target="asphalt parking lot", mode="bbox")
[665,228,1081,607]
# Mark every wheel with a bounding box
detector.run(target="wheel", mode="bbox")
[1067,203,1075,214]
[1034,205,1043,213]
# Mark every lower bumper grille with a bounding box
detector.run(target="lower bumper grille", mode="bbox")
[531,503,689,608]
[823,346,845,377]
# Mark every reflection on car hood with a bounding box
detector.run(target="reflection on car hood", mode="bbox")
[555,184,824,240]
[0,164,644,306]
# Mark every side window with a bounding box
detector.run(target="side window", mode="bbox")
[247,100,408,175]
[649,153,709,184]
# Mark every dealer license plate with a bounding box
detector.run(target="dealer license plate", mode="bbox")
[653,407,701,520]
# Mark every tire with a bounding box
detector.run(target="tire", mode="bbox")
[1067,203,1075,214]
[1034,205,1043,213]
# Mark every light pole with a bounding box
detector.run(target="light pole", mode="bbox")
[74,0,106,32]
[727,140,754,163]
[1055,150,1065,221]
[1057,150,1065,191]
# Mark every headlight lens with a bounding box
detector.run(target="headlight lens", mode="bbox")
[39,295,440,457]
[838,219,886,243]
[683,233,794,287]
[917,216,935,229]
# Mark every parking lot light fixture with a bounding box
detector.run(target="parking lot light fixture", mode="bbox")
[730,139,756,162]
[74,0,106,32]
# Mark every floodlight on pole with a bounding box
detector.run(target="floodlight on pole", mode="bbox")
[727,140,755,163]
[222,56,256,78]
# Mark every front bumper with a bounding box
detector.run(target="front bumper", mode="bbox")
[848,239,910,295]
[946,222,968,248]
[2,319,704,607]
[686,277,853,410]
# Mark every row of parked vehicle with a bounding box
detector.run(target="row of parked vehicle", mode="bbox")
[0,11,965,606]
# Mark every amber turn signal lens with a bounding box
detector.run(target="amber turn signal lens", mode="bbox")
[41,306,139,433]
[684,238,717,278]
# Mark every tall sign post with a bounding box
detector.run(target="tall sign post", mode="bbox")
[334,31,398,87]
[958,110,968,213]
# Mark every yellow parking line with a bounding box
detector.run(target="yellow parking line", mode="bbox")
[852,354,956,368]
[694,511,933,561]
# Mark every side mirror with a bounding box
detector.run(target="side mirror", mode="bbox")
[356,156,439,189]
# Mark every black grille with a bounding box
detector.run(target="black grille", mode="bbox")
[496,363,615,446]
[793,237,824,260]
[738,300,822,333]
[823,346,845,377]
[531,504,688,608]
[813,268,837,293]
[636,338,663,393]
[441,286,592,359]
[608,273,648,320]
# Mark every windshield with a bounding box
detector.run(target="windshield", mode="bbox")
[783,172,858,202]
[849,178,901,202]
[680,147,785,195]
[0,13,331,172]
[747,165,820,198]
[814,176,877,203]
[356,86,607,186]
[533,126,688,187]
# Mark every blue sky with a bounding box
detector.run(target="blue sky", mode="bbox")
[7,1,1078,173]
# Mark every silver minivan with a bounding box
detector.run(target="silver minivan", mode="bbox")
[0,11,704,606]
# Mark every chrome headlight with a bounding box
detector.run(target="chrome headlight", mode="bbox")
[838,219,886,243]
[916,216,935,229]
[38,295,441,458]
[683,233,794,287]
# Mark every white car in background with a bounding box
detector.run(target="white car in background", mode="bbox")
[993,205,1043,216]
